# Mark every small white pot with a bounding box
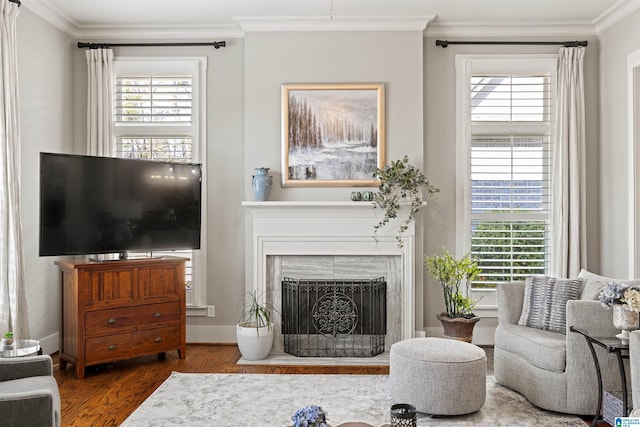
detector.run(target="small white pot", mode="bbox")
[236,323,274,361]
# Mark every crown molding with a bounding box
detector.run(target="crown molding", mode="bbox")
[234,15,435,32]
[72,25,244,41]
[593,0,640,34]
[425,22,597,38]
[23,0,243,39]
[23,0,79,37]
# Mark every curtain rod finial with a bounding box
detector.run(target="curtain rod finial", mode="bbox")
[436,40,449,48]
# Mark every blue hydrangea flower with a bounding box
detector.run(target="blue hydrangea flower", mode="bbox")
[291,405,328,427]
[599,282,630,308]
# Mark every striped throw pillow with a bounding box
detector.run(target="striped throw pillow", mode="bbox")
[518,276,584,334]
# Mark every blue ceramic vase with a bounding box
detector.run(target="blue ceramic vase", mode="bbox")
[252,167,272,201]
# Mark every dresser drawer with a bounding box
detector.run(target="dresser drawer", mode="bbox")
[85,325,181,364]
[85,302,181,336]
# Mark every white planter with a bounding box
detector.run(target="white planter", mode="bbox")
[236,323,274,360]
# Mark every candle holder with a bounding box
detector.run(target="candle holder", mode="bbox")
[390,403,416,427]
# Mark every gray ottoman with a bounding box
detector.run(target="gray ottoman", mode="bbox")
[389,337,486,415]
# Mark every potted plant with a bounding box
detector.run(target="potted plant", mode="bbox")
[424,247,482,342]
[1,332,13,349]
[371,155,439,247]
[236,291,277,360]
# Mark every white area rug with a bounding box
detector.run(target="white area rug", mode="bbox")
[122,372,585,427]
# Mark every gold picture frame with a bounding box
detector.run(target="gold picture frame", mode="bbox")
[281,83,385,187]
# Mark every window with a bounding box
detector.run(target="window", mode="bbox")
[456,56,557,292]
[113,57,207,310]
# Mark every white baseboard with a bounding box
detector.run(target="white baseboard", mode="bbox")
[41,325,495,349]
[186,325,237,343]
[424,325,495,346]
[39,332,59,355]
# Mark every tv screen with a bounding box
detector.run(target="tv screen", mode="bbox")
[39,152,202,257]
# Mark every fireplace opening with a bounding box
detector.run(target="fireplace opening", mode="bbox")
[281,277,387,357]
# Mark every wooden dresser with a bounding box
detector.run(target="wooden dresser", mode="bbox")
[56,256,187,379]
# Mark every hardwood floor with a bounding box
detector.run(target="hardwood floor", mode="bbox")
[54,344,597,426]
[53,344,389,426]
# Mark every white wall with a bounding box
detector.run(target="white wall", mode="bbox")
[17,8,75,354]
[599,10,640,277]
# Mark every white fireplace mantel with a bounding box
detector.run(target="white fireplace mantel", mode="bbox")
[242,200,418,341]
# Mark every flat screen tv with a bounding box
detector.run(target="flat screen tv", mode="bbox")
[39,152,202,257]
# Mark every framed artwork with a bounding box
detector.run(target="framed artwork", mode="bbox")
[281,83,385,187]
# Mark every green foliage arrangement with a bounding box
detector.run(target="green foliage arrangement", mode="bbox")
[425,247,482,319]
[372,155,439,247]
[239,291,276,333]
[3,332,12,339]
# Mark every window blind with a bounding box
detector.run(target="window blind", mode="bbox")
[115,75,192,123]
[115,137,192,160]
[471,76,550,122]
[469,74,551,288]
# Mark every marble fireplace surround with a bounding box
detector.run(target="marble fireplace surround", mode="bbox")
[242,201,418,353]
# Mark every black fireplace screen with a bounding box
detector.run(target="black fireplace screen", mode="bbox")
[281,277,387,357]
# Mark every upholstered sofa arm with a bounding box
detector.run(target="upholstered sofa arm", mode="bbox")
[564,299,622,410]
[565,300,616,336]
[496,281,525,325]
[0,389,59,426]
[0,355,53,382]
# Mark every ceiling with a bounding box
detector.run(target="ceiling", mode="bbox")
[22,0,637,39]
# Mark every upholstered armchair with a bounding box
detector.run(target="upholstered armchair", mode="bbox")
[0,355,61,426]
[494,272,630,415]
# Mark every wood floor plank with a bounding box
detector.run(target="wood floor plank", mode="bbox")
[54,344,389,426]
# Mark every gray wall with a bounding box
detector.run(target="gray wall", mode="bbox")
[17,8,74,353]
[66,30,427,342]
[422,36,602,335]
[16,10,635,348]
[70,40,247,342]
[244,31,424,201]
[243,31,427,335]
[599,10,640,277]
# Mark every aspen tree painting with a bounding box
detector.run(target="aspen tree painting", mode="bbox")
[281,83,385,187]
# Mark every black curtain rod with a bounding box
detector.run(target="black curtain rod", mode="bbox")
[436,40,588,48]
[77,41,226,49]
[9,0,20,6]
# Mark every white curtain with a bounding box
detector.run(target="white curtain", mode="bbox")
[86,48,113,156]
[0,0,28,338]
[552,47,587,278]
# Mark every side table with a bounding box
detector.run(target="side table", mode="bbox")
[0,339,42,358]
[570,326,630,427]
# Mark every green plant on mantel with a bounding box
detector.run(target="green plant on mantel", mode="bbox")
[372,155,439,247]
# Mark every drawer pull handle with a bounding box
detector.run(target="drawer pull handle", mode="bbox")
[153,312,162,318]
[107,318,116,324]
[108,344,117,351]
[154,336,163,343]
